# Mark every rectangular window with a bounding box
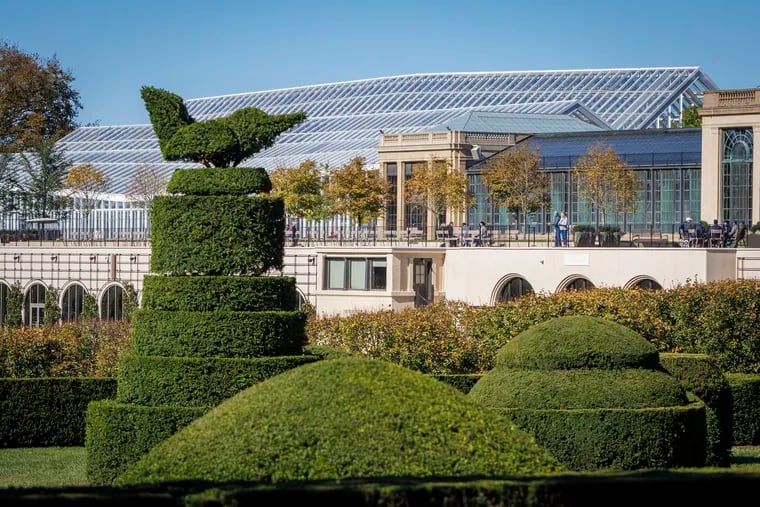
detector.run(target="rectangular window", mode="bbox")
[327,258,345,289]
[324,257,387,290]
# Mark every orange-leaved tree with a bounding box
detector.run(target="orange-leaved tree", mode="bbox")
[482,144,549,233]
[572,143,638,228]
[65,163,109,224]
[327,157,387,231]
[405,156,472,231]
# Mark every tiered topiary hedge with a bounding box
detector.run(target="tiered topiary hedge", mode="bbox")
[85,168,314,485]
[468,316,708,471]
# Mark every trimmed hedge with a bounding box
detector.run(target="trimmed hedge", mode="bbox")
[659,353,732,467]
[85,400,205,485]
[10,473,760,506]
[468,368,688,410]
[141,275,298,312]
[166,167,272,196]
[117,358,564,485]
[494,316,659,370]
[726,373,760,445]
[0,378,115,447]
[115,354,319,407]
[150,195,285,275]
[131,310,306,358]
[501,402,707,471]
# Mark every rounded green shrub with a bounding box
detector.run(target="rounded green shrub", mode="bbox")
[117,357,564,485]
[140,275,298,312]
[495,315,659,370]
[150,195,285,275]
[132,310,306,358]
[469,316,707,471]
[166,167,272,196]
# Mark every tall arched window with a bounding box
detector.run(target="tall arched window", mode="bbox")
[722,128,753,224]
[24,283,47,327]
[61,284,87,322]
[100,284,125,320]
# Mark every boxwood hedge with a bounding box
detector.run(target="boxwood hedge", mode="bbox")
[166,167,272,195]
[659,353,732,467]
[140,275,298,312]
[115,354,318,407]
[85,400,205,485]
[725,373,760,445]
[131,310,306,358]
[502,403,706,471]
[0,378,115,447]
[150,195,285,275]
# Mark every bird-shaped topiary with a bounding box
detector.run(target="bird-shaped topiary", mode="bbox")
[140,86,306,168]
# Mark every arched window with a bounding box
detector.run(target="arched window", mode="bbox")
[100,284,125,320]
[24,283,47,327]
[561,277,595,292]
[627,277,663,290]
[496,276,534,303]
[61,284,87,322]
[0,282,8,325]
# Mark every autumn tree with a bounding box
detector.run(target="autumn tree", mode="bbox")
[327,157,387,228]
[404,156,473,230]
[681,105,701,128]
[573,143,638,227]
[482,144,549,233]
[0,40,82,152]
[65,163,109,223]
[16,138,71,219]
[271,159,330,222]
[125,164,170,212]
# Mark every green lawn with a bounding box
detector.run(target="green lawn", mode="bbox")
[0,447,88,488]
[2,446,760,488]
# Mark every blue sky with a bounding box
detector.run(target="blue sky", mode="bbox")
[2,0,758,127]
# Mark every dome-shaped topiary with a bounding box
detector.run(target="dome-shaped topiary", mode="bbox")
[469,316,707,471]
[117,357,564,485]
[495,315,659,370]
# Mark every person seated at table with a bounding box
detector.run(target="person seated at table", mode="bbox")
[724,220,738,247]
[708,219,723,246]
[474,221,489,246]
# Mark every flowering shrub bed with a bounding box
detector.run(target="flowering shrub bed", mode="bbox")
[307,280,760,375]
[0,320,132,378]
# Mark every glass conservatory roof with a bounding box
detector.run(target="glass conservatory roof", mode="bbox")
[57,67,717,194]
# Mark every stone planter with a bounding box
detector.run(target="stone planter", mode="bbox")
[573,231,595,247]
[598,231,621,247]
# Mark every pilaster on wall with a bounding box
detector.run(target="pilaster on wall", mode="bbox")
[700,125,721,223]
